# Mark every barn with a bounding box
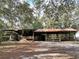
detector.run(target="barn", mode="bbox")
[34,28,77,41]
[0,28,77,41]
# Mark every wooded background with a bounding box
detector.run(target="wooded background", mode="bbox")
[0,0,79,29]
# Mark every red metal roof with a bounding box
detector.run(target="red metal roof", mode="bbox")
[34,28,77,32]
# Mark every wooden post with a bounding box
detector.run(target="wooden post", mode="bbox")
[33,32,34,41]
[45,34,48,41]
[53,34,54,42]
[59,34,61,42]
[69,31,71,40]
[22,29,24,36]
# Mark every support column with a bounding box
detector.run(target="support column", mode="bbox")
[45,34,48,41]
[59,34,61,42]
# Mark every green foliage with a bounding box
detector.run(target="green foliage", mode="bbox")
[33,0,77,29]
[0,0,34,29]
[0,20,4,28]
[0,0,78,30]
[32,21,43,29]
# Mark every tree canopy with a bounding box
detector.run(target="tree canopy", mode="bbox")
[0,0,34,29]
[0,0,79,29]
[33,0,77,29]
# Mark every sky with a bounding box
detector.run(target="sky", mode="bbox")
[19,0,34,7]
[26,0,34,8]
[26,0,79,5]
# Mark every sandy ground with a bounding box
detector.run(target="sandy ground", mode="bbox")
[0,41,79,59]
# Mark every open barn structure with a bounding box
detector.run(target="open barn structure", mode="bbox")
[0,28,77,41]
[0,29,35,41]
[34,28,77,41]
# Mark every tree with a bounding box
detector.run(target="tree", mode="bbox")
[0,0,34,29]
[33,0,77,28]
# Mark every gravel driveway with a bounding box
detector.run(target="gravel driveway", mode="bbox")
[0,41,79,59]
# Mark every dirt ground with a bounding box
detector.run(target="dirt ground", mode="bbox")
[0,41,79,59]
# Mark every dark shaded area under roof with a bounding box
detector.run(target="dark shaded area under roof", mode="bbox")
[1,29,36,36]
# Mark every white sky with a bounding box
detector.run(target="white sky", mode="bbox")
[19,0,25,4]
